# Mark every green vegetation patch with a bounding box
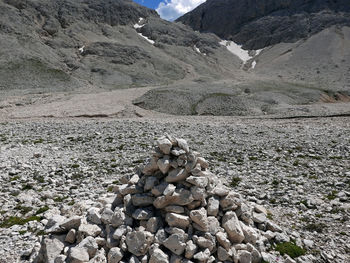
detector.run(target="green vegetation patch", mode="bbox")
[274,242,306,259]
[71,163,80,169]
[326,190,338,200]
[0,216,41,228]
[14,205,33,215]
[22,184,33,190]
[230,177,242,187]
[53,196,68,202]
[35,206,49,215]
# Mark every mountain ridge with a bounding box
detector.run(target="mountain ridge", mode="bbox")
[177,0,350,49]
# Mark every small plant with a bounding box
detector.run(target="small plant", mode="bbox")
[300,200,308,206]
[272,179,279,186]
[274,242,306,259]
[22,184,33,190]
[14,205,33,215]
[118,144,124,150]
[326,190,338,200]
[10,175,20,181]
[71,164,80,169]
[267,211,273,220]
[34,175,45,183]
[107,186,114,192]
[53,196,68,202]
[33,138,44,144]
[269,198,276,204]
[35,230,46,236]
[35,206,49,215]
[230,177,242,187]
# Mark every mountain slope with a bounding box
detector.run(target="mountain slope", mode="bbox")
[174,0,350,107]
[177,0,350,50]
[0,0,242,94]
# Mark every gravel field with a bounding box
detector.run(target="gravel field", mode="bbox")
[0,116,349,262]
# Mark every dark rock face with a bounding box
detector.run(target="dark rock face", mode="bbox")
[177,0,350,49]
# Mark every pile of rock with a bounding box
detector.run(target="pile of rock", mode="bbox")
[33,135,297,263]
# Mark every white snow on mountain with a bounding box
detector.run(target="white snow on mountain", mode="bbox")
[220,40,252,63]
[220,40,264,69]
[138,33,155,44]
[134,17,145,29]
[251,60,257,69]
[194,45,206,55]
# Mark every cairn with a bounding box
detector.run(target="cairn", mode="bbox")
[34,135,294,263]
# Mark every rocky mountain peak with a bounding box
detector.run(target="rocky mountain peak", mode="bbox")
[177,0,350,49]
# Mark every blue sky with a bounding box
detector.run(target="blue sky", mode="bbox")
[133,0,160,9]
[133,0,206,21]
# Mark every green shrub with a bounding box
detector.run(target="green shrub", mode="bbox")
[275,242,306,258]
[230,177,242,187]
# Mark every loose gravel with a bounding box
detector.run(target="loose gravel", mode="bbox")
[0,116,349,262]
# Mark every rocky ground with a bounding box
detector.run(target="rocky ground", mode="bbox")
[0,116,349,262]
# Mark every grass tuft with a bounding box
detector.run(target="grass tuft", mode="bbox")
[0,216,41,228]
[230,177,242,187]
[275,242,306,259]
[35,206,49,215]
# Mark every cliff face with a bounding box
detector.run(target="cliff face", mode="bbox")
[177,0,350,49]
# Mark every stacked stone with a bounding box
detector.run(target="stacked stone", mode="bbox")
[34,135,290,263]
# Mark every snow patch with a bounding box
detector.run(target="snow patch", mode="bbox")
[138,33,155,45]
[251,61,257,69]
[78,45,85,53]
[134,17,154,45]
[255,49,263,56]
[220,40,252,63]
[194,45,207,56]
[220,40,264,69]
[134,17,145,29]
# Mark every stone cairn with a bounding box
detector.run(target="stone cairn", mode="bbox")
[34,135,291,263]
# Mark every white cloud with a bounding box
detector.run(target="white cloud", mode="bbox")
[156,0,206,21]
